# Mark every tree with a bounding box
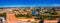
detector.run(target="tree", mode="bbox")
[49,11,57,15]
[0,13,6,17]
[25,14,32,18]
[15,14,24,17]
[35,14,40,18]
[15,14,32,18]
[36,9,40,12]
[36,8,41,12]
[49,8,57,15]
[34,14,46,20]
[0,13,6,20]
[40,15,46,20]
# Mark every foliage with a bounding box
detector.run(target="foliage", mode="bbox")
[0,13,6,20]
[31,21,37,23]
[25,14,32,18]
[49,8,57,15]
[40,15,44,20]
[36,9,39,11]
[33,21,37,23]
[15,14,22,17]
[49,11,57,15]
[34,14,47,20]
[0,13,6,17]
[47,16,55,20]
[34,14,40,18]
[15,14,32,18]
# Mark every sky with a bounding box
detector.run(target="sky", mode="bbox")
[0,0,60,7]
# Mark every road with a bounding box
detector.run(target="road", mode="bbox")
[46,20,58,23]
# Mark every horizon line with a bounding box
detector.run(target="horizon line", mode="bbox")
[0,4,60,7]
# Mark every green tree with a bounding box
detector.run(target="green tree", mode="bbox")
[49,8,57,15]
[35,14,40,18]
[15,14,23,17]
[0,13,6,20]
[25,14,32,18]
[15,14,32,18]
[49,11,57,15]
[34,14,46,20]
[40,15,45,20]
[0,13,6,17]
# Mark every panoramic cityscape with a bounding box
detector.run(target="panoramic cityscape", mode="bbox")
[0,7,60,23]
[0,0,60,23]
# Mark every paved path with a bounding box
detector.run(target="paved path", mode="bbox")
[46,20,58,23]
[14,20,31,23]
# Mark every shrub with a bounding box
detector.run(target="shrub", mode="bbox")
[25,14,32,18]
[0,13,6,17]
[15,14,32,18]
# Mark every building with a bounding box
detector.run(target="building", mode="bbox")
[6,11,34,23]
